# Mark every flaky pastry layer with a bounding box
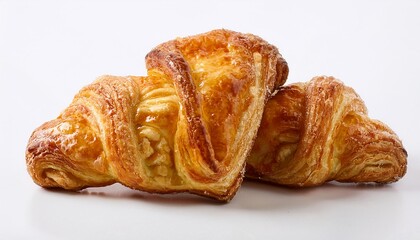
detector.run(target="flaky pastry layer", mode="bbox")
[247,76,407,186]
[26,29,288,201]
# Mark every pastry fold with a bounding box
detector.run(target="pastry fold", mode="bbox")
[247,76,407,186]
[26,29,288,201]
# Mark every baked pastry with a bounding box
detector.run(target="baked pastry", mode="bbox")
[247,76,407,186]
[26,29,289,201]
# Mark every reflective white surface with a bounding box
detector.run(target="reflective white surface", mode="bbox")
[1,0,420,239]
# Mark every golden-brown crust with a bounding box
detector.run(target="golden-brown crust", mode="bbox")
[247,76,407,186]
[26,29,288,201]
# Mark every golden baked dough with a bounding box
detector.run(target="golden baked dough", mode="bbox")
[26,29,289,201]
[247,76,407,186]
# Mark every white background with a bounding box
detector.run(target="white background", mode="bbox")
[1,0,419,239]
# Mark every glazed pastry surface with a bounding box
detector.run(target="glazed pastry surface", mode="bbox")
[26,29,288,201]
[247,76,407,186]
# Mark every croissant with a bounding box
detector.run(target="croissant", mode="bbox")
[25,29,289,201]
[246,76,407,186]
